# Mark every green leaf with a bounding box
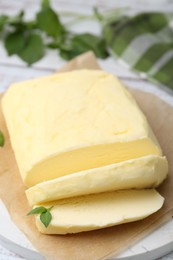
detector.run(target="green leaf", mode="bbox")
[93,7,103,22]
[4,31,26,56]
[27,206,47,215]
[40,210,52,228]
[27,206,53,228]
[60,33,109,60]
[36,6,65,38]
[0,130,4,147]
[47,41,59,49]
[19,33,45,65]
[60,47,80,61]
[41,0,50,9]
[7,11,25,32]
[0,15,8,31]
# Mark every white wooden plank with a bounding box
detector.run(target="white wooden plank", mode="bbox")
[0,0,172,15]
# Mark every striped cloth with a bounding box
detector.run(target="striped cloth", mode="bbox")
[103,12,173,89]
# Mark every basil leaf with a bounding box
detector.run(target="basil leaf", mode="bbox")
[60,33,109,60]
[4,31,26,56]
[7,11,24,27]
[40,210,52,228]
[0,15,8,31]
[18,33,45,65]
[0,1,111,65]
[36,6,65,38]
[27,206,47,215]
[0,130,4,147]
[60,46,81,61]
[27,206,53,228]
[41,0,50,9]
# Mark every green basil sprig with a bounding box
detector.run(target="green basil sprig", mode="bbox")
[0,130,4,147]
[27,206,53,228]
[0,0,108,65]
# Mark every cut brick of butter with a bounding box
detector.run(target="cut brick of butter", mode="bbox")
[26,155,168,206]
[35,189,164,234]
[2,70,162,187]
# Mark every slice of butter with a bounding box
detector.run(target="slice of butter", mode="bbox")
[26,155,168,206]
[2,70,162,187]
[35,189,164,234]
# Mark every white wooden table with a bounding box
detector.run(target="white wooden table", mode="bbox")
[0,0,173,259]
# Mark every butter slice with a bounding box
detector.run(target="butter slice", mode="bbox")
[2,70,161,187]
[26,155,168,205]
[35,189,164,234]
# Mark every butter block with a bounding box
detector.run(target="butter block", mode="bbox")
[35,189,164,234]
[26,155,168,205]
[2,70,161,187]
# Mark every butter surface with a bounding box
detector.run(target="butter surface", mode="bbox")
[2,70,161,187]
[26,155,168,205]
[35,189,164,234]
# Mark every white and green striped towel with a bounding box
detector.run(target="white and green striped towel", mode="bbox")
[103,12,173,89]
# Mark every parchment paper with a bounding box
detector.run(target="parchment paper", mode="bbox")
[0,52,173,260]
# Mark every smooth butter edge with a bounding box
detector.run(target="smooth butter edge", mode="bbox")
[26,154,168,205]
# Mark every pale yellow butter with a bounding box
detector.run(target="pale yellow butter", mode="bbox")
[35,189,164,234]
[26,155,168,206]
[2,70,161,187]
